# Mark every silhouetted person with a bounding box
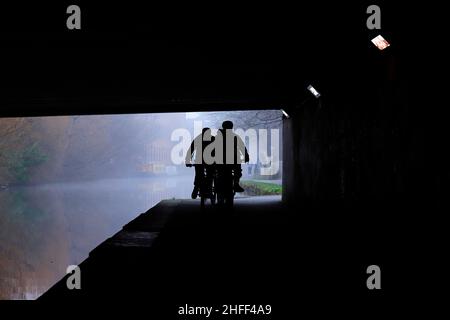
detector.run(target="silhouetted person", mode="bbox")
[216,120,249,192]
[185,128,215,199]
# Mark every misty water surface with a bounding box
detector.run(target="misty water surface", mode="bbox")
[0,176,192,299]
[0,110,282,299]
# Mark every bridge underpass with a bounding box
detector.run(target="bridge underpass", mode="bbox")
[39,194,405,314]
[1,2,445,315]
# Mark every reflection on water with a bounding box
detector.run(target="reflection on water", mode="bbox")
[0,176,192,300]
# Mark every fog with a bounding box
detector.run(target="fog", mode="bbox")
[0,110,282,299]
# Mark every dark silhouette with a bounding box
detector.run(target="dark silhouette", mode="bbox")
[214,163,236,207]
[185,128,215,199]
[186,122,249,206]
[216,120,249,193]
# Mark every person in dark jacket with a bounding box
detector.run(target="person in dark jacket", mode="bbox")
[215,121,249,192]
[185,127,215,199]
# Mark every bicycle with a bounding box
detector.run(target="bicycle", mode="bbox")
[214,165,235,208]
[186,164,216,208]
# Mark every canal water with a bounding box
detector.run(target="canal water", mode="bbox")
[0,176,192,299]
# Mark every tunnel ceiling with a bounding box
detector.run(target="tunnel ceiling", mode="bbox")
[0,3,410,117]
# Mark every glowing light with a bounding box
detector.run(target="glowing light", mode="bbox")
[281,109,290,118]
[371,35,390,50]
[307,85,321,98]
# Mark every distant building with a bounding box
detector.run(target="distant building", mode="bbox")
[137,139,176,175]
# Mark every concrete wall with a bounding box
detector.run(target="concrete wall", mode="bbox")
[282,55,433,210]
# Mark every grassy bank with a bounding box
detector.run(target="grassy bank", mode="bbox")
[241,180,282,196]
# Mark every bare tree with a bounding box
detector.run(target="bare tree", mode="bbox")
[202,110,282,130]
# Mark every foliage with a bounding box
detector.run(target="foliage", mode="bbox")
[241,180,282,196]
[7,143,48,183]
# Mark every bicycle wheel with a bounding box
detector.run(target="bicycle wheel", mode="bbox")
[210,192,216,205]
[200,196,205,208]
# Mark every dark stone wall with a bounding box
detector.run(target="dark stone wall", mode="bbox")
[282,54,431,211]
